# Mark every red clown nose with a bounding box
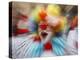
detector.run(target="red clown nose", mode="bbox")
[39,22,48,30]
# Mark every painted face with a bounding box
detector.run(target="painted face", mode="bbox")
[38,21,53,44]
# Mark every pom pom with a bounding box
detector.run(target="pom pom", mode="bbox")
[44,41,52,50]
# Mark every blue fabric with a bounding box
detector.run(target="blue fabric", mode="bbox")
[52,37,65,56]
[30,42,43,57]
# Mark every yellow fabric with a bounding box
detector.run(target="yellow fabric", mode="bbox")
[46,4,61,16]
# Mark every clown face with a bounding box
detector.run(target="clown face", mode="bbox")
[38,21,53,44]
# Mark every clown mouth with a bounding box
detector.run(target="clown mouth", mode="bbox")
[41,31,48,38]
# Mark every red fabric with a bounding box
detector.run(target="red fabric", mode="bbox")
[16,29,29,35]
[44,41,52,50]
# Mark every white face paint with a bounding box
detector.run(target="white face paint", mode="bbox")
[45,15,60,27]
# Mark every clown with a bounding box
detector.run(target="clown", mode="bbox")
[38,4,67,56]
